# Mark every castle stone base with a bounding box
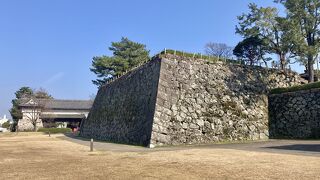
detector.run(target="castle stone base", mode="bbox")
[80,54,305,147]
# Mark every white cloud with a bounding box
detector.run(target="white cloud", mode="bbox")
[43,72,65,86]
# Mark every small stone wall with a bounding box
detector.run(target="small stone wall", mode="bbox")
[269,89,320,139]
[17,118,43,131]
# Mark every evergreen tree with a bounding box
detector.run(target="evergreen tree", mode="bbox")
[275,0,320,82]
[10,87,33,122]
[233,36,269,66]
[236,3,294,70]
[90,37,150,87]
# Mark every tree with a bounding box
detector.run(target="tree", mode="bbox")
[10,87,33,124]
[1,121,11,129]
[23,98,43,132]
[9,87,52,131]
[236,3,295,70]
[90,37,150,87]
[275,0,320,82]
[204,42,233,59]
[233,36,269,66]
[34,88,53,99]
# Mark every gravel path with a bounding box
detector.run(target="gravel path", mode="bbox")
[60,134,320,156]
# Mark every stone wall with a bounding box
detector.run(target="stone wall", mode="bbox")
[18,118,43,131]
[269,89,320,139]
[80,59,161,146]
[18,108,43,131]
[149,54,305,146]
[81,54,306,147]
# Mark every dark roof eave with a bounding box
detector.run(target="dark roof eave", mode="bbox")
[18,99,93,110]
[49,108,91,111]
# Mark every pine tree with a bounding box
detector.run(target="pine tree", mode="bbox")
[90,37,150,87]
[236,3,294,70]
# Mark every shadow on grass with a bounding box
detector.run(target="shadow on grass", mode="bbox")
[265,144,320,152]
[63,133,91,141]
[61,133,147,149]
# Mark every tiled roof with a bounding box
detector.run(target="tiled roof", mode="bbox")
[40,113,86,119]
[19,99,93,110]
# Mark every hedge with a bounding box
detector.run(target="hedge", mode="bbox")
[1,121,10,129]
[270,81,320,94]
[37,128,72,134]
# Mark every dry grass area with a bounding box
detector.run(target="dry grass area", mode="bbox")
[0,133,320,180]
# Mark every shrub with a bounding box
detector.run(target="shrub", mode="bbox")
[37,128,72,134]
[270,81,320,94]
[1,121,10,129]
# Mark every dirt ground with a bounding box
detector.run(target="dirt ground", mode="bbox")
[0,133,320,180]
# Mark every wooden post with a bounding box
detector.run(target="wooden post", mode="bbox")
[90,138,93,152]
[48,131,51,137]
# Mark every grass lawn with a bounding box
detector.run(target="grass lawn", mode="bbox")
[0,133,319,179]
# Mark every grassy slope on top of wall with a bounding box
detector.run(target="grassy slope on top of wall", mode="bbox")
[270,81,320,94]
[158,49,243,65]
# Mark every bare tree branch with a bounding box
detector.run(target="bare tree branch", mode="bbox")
[204,42,233,59]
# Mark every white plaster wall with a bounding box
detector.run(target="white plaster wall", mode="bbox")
[18,107,89,131]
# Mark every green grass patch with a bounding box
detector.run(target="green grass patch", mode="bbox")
[38,128,72,134]
[159,49,243,65]
[270,81,320,94]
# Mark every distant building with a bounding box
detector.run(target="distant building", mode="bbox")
[0,115,9,126]
[0,115,10,132]
[18,98,93,131]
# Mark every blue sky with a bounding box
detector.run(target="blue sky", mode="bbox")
[0,0,298,118]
